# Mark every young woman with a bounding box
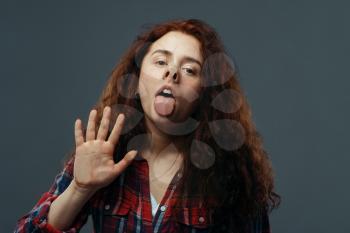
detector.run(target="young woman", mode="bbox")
[14,18,281,233]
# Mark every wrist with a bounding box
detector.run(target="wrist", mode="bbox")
[69,179,97,198]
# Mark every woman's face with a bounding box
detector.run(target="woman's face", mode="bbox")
[138,31,203,134]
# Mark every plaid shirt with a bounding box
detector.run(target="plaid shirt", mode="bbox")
[14,152,271,233]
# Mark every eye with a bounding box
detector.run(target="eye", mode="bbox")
[155,60,167,66]
[183,67,197,76]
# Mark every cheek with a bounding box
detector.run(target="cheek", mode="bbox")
[181,81,202,103]
[138,69,161,96]
[140,62,163,81]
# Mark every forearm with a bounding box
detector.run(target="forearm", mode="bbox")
[47,180,95,231]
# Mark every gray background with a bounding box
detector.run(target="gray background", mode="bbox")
[1,0,349,232]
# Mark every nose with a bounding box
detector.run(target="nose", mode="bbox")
[164,66,179,83]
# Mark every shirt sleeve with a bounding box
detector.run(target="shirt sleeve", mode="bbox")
[14,155,91,233]
[251,207,271,233]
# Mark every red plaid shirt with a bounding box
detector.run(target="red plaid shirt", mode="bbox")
[14,152,271,233]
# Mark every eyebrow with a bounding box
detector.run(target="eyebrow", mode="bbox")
[151,49,202,67]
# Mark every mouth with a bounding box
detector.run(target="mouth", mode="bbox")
[154,85,176,117]
[155,85,175,99]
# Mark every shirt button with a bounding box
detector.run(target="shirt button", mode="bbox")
[104,204,110,210]
[198,216,205,223]
[177,172,182,178]
[160,205,167,212]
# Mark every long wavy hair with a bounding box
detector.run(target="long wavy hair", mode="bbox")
[65,18,281,232]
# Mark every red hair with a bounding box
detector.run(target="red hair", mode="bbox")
[67,18,281,232]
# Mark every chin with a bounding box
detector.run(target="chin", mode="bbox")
[152,110,176,124]
[151,112,199,136]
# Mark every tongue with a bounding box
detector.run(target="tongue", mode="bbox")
[154,95,175,116]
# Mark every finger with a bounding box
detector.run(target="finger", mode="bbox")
[86,109,97,141]
[108,113,125,146]
[74,118,84,147]
[113,150,138,176]
[97,106,111,141]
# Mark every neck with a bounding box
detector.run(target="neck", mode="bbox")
[141,116,186,160]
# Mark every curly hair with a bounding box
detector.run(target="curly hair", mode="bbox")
[66,18,281,232]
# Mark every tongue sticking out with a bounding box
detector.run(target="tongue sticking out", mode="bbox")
[154,95,175,116]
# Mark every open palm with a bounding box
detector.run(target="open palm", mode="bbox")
[73,106,137,193]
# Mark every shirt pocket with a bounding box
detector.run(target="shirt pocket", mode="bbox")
[174,206,214,233]
[102,201,131,233]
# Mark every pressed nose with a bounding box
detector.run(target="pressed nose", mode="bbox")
[164,66,178,83]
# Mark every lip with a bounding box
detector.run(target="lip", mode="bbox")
[155,84,176,98]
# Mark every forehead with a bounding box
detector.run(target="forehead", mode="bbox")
[148,31,202,62]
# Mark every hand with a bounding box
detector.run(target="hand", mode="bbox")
[72,106,137,194]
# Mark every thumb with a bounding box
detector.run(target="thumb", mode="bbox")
[113,150,138,176]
